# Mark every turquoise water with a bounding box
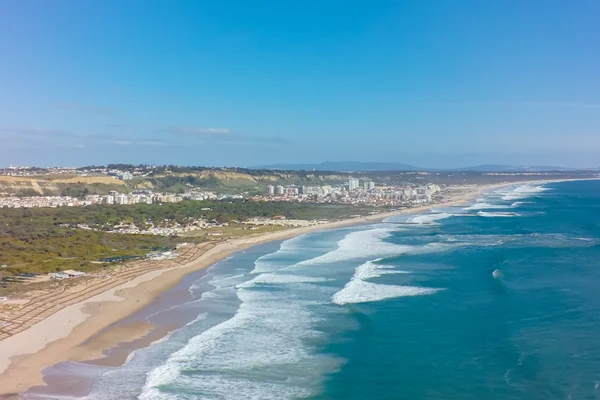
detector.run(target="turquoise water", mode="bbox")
[26,180,600,399]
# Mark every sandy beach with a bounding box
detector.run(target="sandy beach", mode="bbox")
[0,181,557,398]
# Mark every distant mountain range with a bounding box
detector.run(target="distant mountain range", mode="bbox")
[253,161,580,172]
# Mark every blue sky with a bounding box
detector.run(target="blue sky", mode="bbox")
[1,0,600,168]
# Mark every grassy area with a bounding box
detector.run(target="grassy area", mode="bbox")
[0,200,376,289]
[0,200,375,232]
[0,230,179,278]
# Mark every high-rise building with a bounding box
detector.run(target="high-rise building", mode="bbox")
[348,178,360,191]
[285,187,299,196]
[115,194,127,205]
[265,185,275,196]
[274,185,285,196]
[119,172,133,180]
[364,181,375,191]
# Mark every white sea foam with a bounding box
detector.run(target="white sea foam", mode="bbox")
[407,242,462,254]
[353,259,410,280]
[299,227,410,265]
[121,314,195,367]
[84,247,341,400]
[435,233,598,248]
[140,277,340,399]
[408,212,455,224]
[206,273,249,289]
[333,279,441,305]
[250,236,305,274]
[499,184,550,201]
[236,273,329,288]
[477,211,522,217]
[250,233,335,274]
[463,202,512,211]
[332,259,442,305]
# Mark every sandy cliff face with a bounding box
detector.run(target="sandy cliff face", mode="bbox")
[0,176,125,196]
[0,170,350,196]
[159,171,349,184]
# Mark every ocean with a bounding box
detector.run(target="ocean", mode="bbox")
[25,180,600,399]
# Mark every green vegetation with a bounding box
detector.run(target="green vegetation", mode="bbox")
[0,200,374,283]
[146,175,222,193]
[56,182,131,197]
[0,230,177,278]
[0,206,178,282]
[0,200,373,231]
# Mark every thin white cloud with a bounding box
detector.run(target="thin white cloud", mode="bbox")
[157,125,288,145]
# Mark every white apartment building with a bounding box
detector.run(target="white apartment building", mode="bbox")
[274,185,285,196]
[115,194,128,205]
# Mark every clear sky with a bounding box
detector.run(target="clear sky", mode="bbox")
[1,0,600,168]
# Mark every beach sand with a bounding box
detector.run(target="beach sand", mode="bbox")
[0,181,547,397]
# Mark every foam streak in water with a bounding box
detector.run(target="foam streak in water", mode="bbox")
[332,259,442,305]
[498,184,550,201]
[141,279,340,399]
[236,273,329,288]
[477,211,522,217]
[299,227,410,265]
[333,280,441,305]
[463,202,512,211]
[408,213,455,225]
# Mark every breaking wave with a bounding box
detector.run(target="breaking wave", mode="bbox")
[463,202,512,211]
[407,213,456,225]
[236,273,330,288]
[498,184,550,201]
[140,286,341,400]
[477,211,522,217]
[332,259,442,305]
[298,227,410,265]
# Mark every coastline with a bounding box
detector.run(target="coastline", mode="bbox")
[0,180,576,397]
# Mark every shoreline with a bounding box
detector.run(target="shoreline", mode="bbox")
[0,179,583,397]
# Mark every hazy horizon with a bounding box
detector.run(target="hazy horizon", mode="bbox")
[2,156,597,171]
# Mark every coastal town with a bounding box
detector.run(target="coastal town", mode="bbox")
[2,164,596,210]
[259,180,441,205]
[0,190,219,208]
[0,164,450,209]
[0,180,442,209]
